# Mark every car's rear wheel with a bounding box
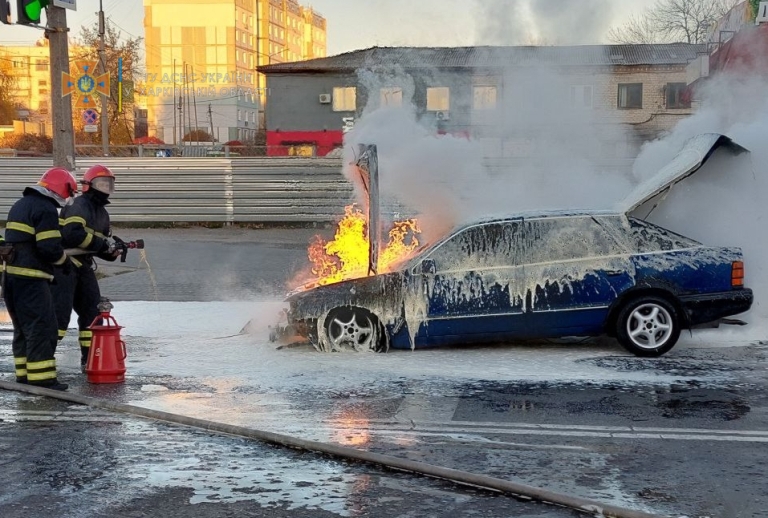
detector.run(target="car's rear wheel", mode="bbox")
[615,296,681,357]
[324,307,387,353]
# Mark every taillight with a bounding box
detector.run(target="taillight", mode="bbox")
[732,261,744,287]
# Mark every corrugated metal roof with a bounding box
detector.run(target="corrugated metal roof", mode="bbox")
[259,44,705,73]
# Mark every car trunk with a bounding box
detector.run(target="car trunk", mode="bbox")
[617,133,749,219]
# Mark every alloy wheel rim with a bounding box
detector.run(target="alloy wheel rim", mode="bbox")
[626,303,673,350]
[328,312,374,351]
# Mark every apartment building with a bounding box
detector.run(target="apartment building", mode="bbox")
[258,44,703,157]
[0,41,53,133]
[143,0,326,143]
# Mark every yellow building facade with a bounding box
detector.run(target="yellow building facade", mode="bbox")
[143,0,326,144]
[0,41,53,133]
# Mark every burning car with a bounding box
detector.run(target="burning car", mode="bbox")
[282,134,753,357]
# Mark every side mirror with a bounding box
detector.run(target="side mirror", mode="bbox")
[420,258,436,275]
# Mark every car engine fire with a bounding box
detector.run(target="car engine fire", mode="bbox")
[306,203,421,287]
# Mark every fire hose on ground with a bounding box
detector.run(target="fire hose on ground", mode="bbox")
[0,381,669,518]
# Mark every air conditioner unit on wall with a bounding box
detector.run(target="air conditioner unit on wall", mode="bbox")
[318,93,331,104]
[435,110,450,121]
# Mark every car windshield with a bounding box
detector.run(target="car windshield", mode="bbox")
[388,238,444,272]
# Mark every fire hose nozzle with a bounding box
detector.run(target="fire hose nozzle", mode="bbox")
[112,236,146,262]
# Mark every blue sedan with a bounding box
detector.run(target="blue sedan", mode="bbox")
[286,211,752,357]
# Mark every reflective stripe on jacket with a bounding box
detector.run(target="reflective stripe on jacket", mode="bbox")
[60,191,112,265]
[3,188,66,280]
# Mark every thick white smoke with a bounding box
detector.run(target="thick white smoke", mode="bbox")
[633,71,768,327]
[343,63,636,243]
[472,0,618,45]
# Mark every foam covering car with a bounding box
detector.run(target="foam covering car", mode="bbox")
[285,134,753,357]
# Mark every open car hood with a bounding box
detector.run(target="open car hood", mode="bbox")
[618,133,749,216]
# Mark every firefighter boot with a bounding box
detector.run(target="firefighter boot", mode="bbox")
[81,346,89,373]
[35,380,69,391]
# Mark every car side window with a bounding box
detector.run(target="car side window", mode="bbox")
[522,217,623,264]
[627,218,700,252]
[426,222,522,271]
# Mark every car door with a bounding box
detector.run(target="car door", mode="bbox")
[415,220,526,343]
[521,216,635,337]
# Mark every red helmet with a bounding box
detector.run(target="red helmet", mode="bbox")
[38,167,78,202]
[82,164,116,194]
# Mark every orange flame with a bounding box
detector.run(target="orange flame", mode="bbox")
[307,204,420,286]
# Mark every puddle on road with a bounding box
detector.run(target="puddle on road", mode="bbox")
[453,380,754,423]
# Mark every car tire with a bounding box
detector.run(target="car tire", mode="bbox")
[615,296,681,357]
[324,307,388,353]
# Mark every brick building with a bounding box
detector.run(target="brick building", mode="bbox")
[258,44,703,157]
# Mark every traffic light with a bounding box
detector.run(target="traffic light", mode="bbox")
[1,1,11,25]
[16,0,49,25]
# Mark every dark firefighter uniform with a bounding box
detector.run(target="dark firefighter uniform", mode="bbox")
[53,190,117,366]
[3,188,68,386]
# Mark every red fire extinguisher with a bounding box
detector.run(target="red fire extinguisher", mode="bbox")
[85,297,127,384]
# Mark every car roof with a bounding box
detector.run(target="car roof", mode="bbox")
[456,209,624,229]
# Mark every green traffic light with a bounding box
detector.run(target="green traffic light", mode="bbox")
[24,3,41,21]
[22,0,48,23]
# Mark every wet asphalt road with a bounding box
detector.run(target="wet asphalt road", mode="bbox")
[1,226,768,518]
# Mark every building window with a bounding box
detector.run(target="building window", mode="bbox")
[332,87,356,112]
[426,87,450,111]
[38,80,47,86]
[473,85,497,110]
[380,87,403,108]
[617,83,642,109]
[666,82,691,109]
[39,89,48,95]
[237,110,242,121]
[569,85,593,108]
[35,59,49,71]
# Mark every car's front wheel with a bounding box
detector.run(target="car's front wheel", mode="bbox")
[323,307,388,353]
[615,296,681,357]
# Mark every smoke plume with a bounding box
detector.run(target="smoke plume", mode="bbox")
[633,70,768,325]
[473,0,618,45]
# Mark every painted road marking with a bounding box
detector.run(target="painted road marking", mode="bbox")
[0,409,121,423]
[361,419,768,443]
[372,418,768,437]
[4,408,768,444]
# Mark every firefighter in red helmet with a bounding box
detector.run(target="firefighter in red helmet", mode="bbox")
[2,168,77,390]
[51,164,121,371]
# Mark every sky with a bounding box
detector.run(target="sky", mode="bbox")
[0,0,660,53]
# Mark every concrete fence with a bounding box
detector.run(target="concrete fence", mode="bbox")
[0,156,634,224]
[0,157,353,224]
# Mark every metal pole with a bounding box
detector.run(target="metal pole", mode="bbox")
[255,0,261,129]
[47,6,75,169]
[185,63,191,142]
[98,0,109,156]
[208,103,214,139]
[172,59,177,146]
[191,65,199,140]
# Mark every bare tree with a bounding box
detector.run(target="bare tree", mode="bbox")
[0,61,18,125]
[607,14,658,44]
[609,0,741,44]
